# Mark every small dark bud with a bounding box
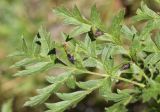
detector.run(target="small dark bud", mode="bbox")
[65,35,73,42]
[94,29,104,37]
[121,63,130,70]
[83,57,88,61]
[35,41,41,45]
[37,32,41,38]
[109,56,112,59]
[88,27,104,41]
[54,58,67,66]
[48,48,56,55]
[67,54,75,64]
[132,34,135,41]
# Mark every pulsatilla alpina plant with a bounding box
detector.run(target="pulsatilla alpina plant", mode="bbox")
[11,3,160,112]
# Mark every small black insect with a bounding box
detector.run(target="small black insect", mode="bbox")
[54,58,67,66]
[48,48,56,55]
[67,54,75,64]
[35,41,41,45]
[37,32,41,38]
[121,63,130,70]
[65,35,73,42]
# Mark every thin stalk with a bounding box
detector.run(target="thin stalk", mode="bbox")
[85,71,145,88]
[65,66,145,88]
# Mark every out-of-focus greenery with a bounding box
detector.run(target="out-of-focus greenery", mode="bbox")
[0,0,55,111]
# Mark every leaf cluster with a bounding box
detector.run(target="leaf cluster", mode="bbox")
[11,3,160,112]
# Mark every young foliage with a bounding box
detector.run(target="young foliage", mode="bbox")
[11,3,160,112]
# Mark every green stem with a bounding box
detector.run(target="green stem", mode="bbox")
[85,71,145,88]
[64,66,145,88]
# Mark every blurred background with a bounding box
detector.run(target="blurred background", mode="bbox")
[0,0,160,112]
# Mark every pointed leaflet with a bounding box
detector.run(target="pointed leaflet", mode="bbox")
[105,103,128,112]
[14,62,52,76]
[10,58,36,68]
[144,53,160,68]
[24,72,72,107]
[133,3,160,21]
[24,83,61,107]
[24,91,51,107]
[56,91,88,101]
[46,71,72,84]
[121,25,137,40]
[8,51,25,57]
[76,79,102,90]
[103,89,132,103]
[53,5,89,26]
[57,91,88,107]
[54,6,91,36]
[101,45,113,62]
[101,45,114,73]
[129,35,142,59]
[38,27,51,57]
[99,78,112,96]
[142,35,159,52]
[100,79,137,103]
[90,5,104,30]
[108,9,125,43]
[142,80,160,102]
[66,75,76,89]
[154,33,160,50]
[45,101,72,112]
[140,20,160,40]
[21,36,28,54]
[83,57,97,68]
[32,36,41,56]
[70,25,90,37]
[83,34,96,57]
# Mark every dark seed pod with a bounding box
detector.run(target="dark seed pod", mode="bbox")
[35,41,41,46]
[65,35,73,42]
[121,63,130,70]
[48,48,56,55]
[54,58,67,66]
[37,32,41,38]
[67,54,75,64]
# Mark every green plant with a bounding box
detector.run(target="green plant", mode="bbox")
[11,2,160,112]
